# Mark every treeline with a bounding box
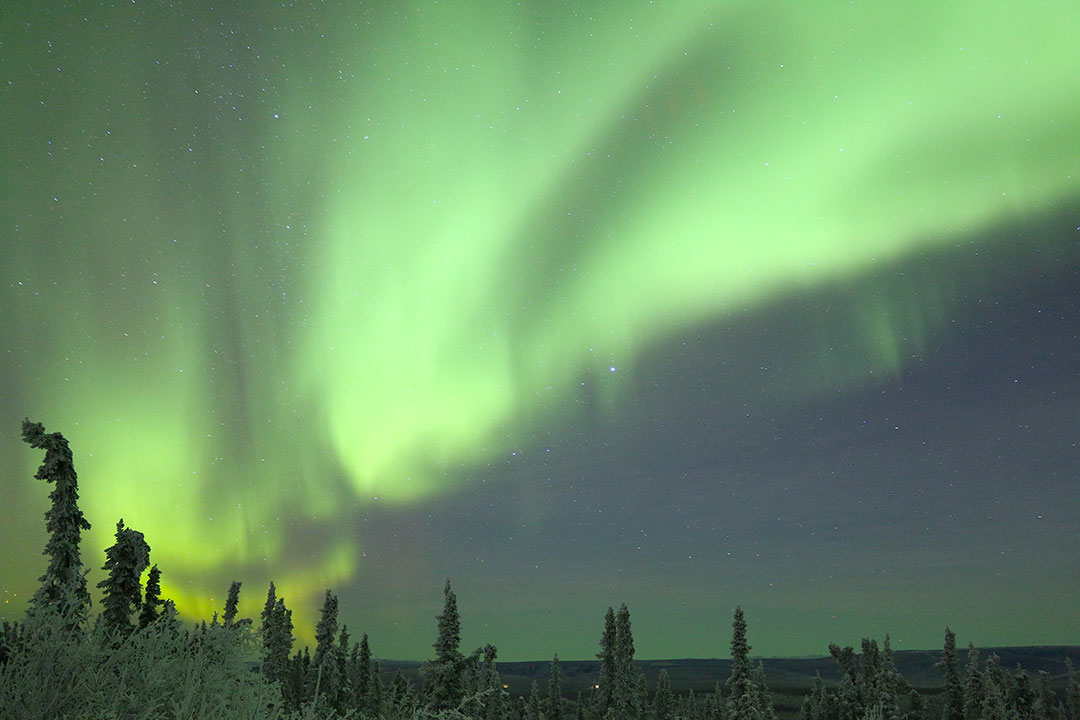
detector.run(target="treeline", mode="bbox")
[2,419,1078,720]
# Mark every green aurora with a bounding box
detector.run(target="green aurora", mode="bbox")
[2,2,1078,656]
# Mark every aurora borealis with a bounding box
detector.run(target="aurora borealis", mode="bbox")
[2,1,1078,661]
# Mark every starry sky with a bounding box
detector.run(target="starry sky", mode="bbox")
[2,2,1078,662]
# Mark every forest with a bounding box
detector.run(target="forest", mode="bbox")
[2,419,1077,720]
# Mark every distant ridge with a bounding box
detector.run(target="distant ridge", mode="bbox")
[378,645,1080,696]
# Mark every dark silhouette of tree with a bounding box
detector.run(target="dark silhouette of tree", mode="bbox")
[21,419,92,622]
[936,628,964,720]
[423,579,465,712]
[97,518,150,638]
[548,654,564,720]
[261,596,294,688]
[652,668,675,720]
[222,580,242,627]
[137,564,163,629]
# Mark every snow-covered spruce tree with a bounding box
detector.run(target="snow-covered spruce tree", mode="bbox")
[935,628,964,720]
[961,645,983,720]
[613,603,641,719]
[137,564,164,630]
[309,589,342,711]
[596,606,617,716]
[548,654,564,720]
[727,606,770,720]
[423,578,466,713]
[800,672,827,720]
[527,679,542,720]
[21,419,93,623]
[653,667,675,720]
[97,518,150,639]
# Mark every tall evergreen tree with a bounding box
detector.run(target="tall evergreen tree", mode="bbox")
[262,597,294,687]
[961,645,982,720]
[97,518,150,638]
[936,628,964,720]
[613,604,640,719]
[21,419,93,622]
[310,589,342,708]
[653,668,675,720]
[424,579,465,712]
[727,606,767,720]
[137,564,164,629]
[352,632,377,714]
[596,606,617,716]
[548,654,564,720]
[480,644,507,720]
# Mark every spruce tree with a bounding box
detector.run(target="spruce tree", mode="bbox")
[727,606,766,720]
[527,680,542,720]
[936,629,964,720]
[353,632,376,713]
[223,580,242,626]
[961,645,982,720]
[480,644,506,720]
[262,597,294,686]
[596,606,617,716]
[137,564,164,629]
[424,579,465,712]
[387,670,416,720]
[97,518,150,638]
[310,589,342,708]
[653,668,675,720]
[801,672,827,720]
[1065,658,1080,720]
[21,419,93,622]
[613,604,640,719]
[548,654,564,720]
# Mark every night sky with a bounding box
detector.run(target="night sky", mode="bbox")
[2,2,1078,662]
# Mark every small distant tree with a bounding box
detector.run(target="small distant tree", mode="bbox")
[137,564,164,629]
[21,419,93,623]
[97,518,150,638]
